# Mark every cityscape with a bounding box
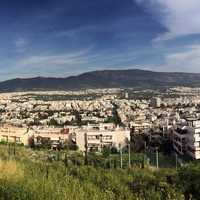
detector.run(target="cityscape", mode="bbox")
[1,87,200,160]
[0,0,200,199]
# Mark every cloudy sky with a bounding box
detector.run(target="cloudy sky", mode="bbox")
[0,0,200,80]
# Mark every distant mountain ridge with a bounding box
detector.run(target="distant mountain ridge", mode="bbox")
[1,69,200,91]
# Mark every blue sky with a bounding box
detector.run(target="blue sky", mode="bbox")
[1,0,200,80]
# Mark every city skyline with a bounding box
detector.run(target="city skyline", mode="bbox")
[0,0,200,80]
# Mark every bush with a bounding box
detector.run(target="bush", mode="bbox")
[0,144,197,200]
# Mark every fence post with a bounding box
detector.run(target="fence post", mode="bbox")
[175,153,178,170]
[120,145,123,169]
[13,142,16,156]
[156,147,159,169]
[128,143,131,168]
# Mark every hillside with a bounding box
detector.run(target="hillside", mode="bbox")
[0,144,198,200]
[1,69,200,91]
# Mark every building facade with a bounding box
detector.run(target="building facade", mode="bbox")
[71,124,130,152]
[172,119,200,159]
[0,125,29,145]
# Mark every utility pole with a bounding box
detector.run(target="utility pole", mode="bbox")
[84,133,88,165]
[156,147,159,169]
[109,145,112,169]
[150,129,152,143]
[175,153,178,170]
[8,143,11,156]
[162,126,165,137]
[13,142,16,156]
[142,141,146,168]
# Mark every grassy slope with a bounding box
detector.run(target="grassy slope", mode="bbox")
[0,145,197,200]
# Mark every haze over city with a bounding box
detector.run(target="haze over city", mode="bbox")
[1,0,200,81]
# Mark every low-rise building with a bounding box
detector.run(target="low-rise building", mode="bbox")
[32,127,70,145]
[0,125,29,145]
[0,125,70,147]
[71,124,130,152]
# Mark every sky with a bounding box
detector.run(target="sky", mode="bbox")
[1,0,200,80]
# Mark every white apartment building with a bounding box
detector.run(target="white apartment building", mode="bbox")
[173,118,200,159]
[71,123,130,152]
[130,121,152,134]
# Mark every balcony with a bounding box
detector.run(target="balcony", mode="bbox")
[188,143,200,150]
[101,136,113,142]
[194,134,200,142]
[175,128,188,135]
[87,136,101,144]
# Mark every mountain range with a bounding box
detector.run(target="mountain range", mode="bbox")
[1,69,200,91]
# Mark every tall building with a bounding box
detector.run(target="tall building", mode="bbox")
[150,97,161,108]
[125,92,129,99]
[172,118,200,159]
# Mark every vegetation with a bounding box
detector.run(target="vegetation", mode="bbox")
[105,103,123,126]
[0,145,198,199]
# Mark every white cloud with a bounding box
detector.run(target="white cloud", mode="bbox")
[0,48,94,80]
[164,45,200,72]
[18,51,89,67]
[135,0,200,41]
[12,48,94,75]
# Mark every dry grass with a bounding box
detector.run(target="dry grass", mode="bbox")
[0,160,24,181]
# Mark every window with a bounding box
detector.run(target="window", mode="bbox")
[88,135,99,140]
[102,135,112,140]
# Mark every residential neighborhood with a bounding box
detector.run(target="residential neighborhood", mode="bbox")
[1,87,200,161]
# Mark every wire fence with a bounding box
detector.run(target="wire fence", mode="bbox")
[0,144,185,170]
